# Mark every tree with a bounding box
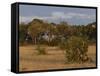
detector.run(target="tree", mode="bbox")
[28,19,46,44]
[86,22,96,43]
[19,23,27,45]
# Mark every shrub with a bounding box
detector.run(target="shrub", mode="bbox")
[36,45,46,55]
[60,36,89,63]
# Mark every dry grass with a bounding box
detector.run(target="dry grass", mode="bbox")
[19,45,96,71]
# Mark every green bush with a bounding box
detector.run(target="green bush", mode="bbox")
[36,45,46,55]
[60,36,89,63]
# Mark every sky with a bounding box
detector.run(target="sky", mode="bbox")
[19,4,96,25]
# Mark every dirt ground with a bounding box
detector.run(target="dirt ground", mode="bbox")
[19,45,96,71]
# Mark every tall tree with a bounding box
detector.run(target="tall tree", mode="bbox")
[28,19,46,44]
[19,23,27,45]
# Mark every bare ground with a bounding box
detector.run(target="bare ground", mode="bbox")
[19,45,96,71]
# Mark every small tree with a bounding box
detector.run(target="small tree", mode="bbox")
[60,36,89,63]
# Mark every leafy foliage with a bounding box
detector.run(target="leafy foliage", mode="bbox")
[19,23,27,45]
[60,36,89,63]
[19,19,96,46]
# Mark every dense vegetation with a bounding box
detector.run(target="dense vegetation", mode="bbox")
[19,19,96,45]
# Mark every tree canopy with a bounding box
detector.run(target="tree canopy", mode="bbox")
[19,18,96,46]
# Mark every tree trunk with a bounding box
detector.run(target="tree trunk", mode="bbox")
[34,37,37,44]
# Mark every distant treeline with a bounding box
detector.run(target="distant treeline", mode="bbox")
[19,19,96,46]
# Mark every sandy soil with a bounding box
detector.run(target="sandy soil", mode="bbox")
[19,45,96,71]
